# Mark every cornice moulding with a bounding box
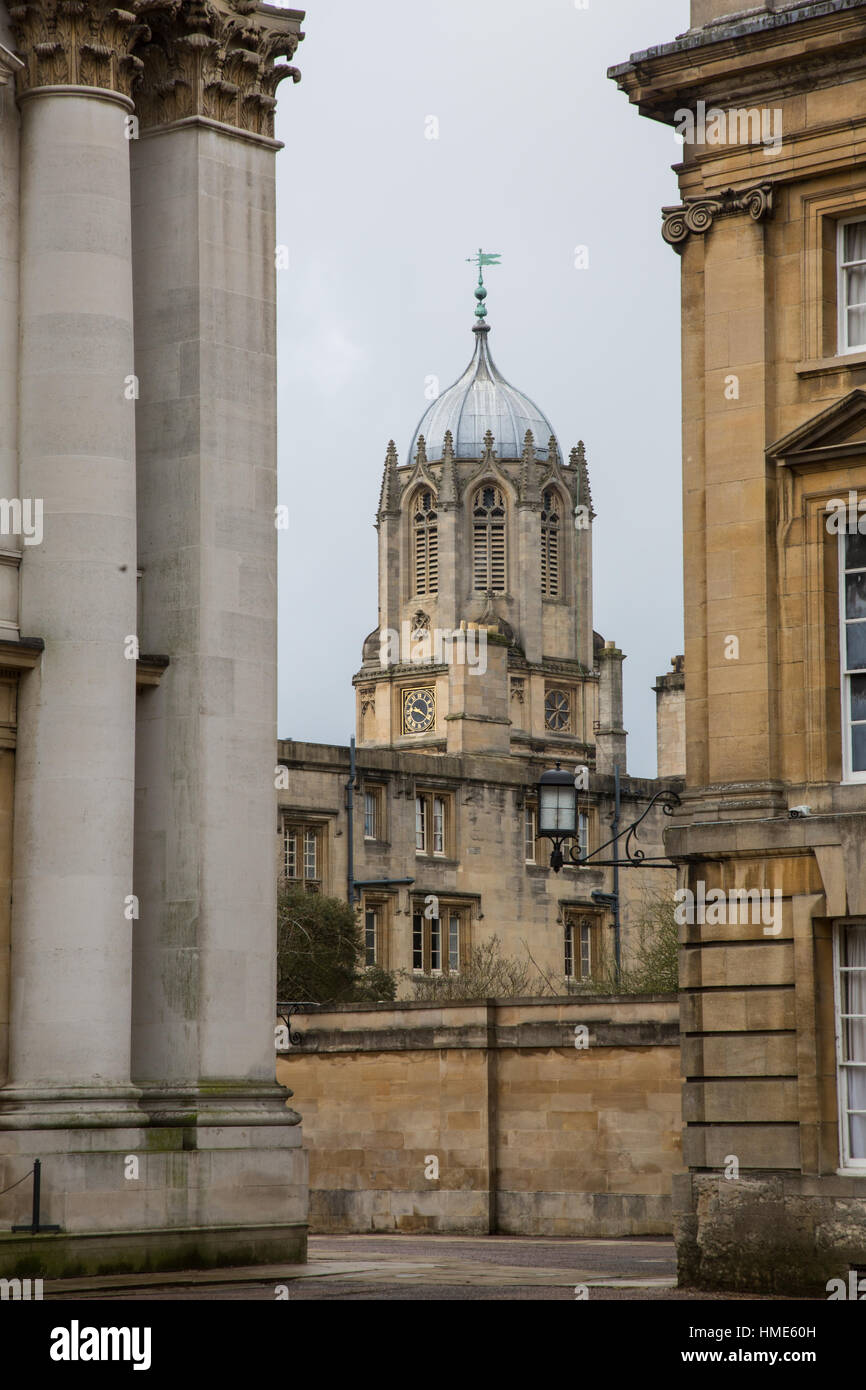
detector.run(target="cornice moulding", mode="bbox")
[609,4,866,124]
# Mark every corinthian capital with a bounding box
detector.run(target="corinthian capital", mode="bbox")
[7,1,146,98]
[132,0,304,139]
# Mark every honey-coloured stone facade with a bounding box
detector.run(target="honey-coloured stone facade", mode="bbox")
[612,0,866,1293]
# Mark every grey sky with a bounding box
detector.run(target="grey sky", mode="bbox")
[275,0,690,777]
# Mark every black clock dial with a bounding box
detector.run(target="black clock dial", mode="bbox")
[404,689,434,732]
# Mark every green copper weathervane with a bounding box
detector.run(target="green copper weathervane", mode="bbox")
[466,248,501,320]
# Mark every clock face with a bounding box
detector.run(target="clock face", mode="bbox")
[403,688,435,734]
[545,688,571,732]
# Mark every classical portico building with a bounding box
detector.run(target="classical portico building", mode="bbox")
[0,0,307,1276]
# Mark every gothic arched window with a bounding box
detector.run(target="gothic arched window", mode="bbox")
[472,485,506,591]
[541,488,561,597]
[412,489,438,595]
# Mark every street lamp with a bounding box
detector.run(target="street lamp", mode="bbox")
[536,762,681,988]
[537,764,577,872]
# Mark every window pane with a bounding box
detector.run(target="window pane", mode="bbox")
[365,909,376,966]
[844,221,866,264]
[851,674,866,722]
[846,529,866,570]
[841,925,866,1159]
[430,916,440,971]
[285,832,297,878]
[448,915,459,971]
[304,830,317,879]
[433,797,444,855]
[846,572,866,619]
[577,812,588,859]
[580,922,591,979]
[525,807,536,862]
[564,925,573,978]
[848,304,866,349]
[412,914,423,971]
[847,621,866,671]
[364,792,376,839]
[848,261,866,300]
[852,721,866,773]
[415,797,426,852]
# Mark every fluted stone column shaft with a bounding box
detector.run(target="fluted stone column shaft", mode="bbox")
[131,123,281,1087]
[9,87,138,1090]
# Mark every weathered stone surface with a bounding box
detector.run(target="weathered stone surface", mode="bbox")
[279,997,681,1237]
[678,1173,866,1294]
[611,0,866,1294]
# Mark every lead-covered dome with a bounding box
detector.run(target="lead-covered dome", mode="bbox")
[408,322,559,463]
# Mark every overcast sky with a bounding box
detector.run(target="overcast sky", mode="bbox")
[274,0,691,778]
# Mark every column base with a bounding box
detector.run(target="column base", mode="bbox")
[0,1083,308,1275]
[0,1222,307,1280]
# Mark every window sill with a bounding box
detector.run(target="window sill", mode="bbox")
[795,349,866,378]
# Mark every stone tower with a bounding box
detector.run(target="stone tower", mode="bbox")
[0,0,308,1276]
[353,278,612,769]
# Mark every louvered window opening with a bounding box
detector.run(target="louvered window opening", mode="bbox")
[541,489,560,597]
[473,485,506,592]
[413,490,438,595]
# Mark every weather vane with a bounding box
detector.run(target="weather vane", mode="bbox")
[466,247,501,320]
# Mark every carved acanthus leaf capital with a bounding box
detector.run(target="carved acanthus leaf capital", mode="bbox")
[662,182,774,251]
[8,1,146,98]
[132,0,304,137]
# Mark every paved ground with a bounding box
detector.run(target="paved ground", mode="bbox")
[45,1234,816,1301]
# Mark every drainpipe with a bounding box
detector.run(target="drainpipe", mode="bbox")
[613,762,622,986]
[346,736,356,905]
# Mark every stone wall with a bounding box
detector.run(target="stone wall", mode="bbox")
[277,995,681,1236]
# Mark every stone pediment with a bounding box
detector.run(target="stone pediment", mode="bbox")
[768,390,866,467]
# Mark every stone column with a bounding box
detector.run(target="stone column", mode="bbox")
[130,2,305,1112]
[1,1,141,1116]
[0,25,22,1088]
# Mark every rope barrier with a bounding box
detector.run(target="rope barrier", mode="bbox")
[0,1166,33,1198]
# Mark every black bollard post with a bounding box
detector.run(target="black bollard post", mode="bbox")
[12,1159,61,1234]
[31,1157,41,1231]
